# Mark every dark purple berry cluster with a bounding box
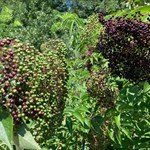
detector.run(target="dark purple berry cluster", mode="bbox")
[0,38,68,147]
[0,38,12,48]
[0,38,22,123]
[96,12,150,82]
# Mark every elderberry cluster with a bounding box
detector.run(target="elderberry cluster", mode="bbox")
[0,38,68,147]
[81,13,100,47]
[96,12,150,82]
[40,38,67,57]
[86,68,118,109]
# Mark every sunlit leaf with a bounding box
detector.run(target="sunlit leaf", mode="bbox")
[84,118,91,129]
[114,114,121,129]
[108,128,115,142]
[0,110,13,150]
[73,111,84,125]
[89,57,94,65]
[121,127,132,140]
[143,81,150,93]
[64,107,74,115]
[13,123,41,150]
[13,19,22,27]
[130,6,150,15]
[75,105,89,113]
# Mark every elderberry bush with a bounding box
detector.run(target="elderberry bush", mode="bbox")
[96,11,150,83]
[0,38,68,148]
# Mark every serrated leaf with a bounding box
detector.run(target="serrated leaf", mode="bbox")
[13,123,41,150]
[0,109,13,150]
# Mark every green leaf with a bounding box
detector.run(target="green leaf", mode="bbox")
[76,105,89,113]
[69,21,75,36]
[13,19,22,27]
[130,6,150,15]
[64,107,74,115]
[73,111,84,125]
[91,116,104,134]
[108,127,115,142]
[114,6,150,22]
[13,123,41,150]
[84,118,91,129]
[51,22,62,34]
[135,122,141,131]
[121,127,132,140]
[116,129,122,146]
[114,9,130,17]
[143,81,150,93]
[0,6,13,23]
[114,114,121,129]
[89,57,94,65]
[93,54,98,62]
[66,116,73,134]
[0,109,13,150]
[144,119,150,126]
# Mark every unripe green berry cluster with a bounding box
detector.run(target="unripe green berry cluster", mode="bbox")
[40,39,67,58]
[81,13,101,47]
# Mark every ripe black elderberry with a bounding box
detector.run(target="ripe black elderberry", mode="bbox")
[95,12,150,83]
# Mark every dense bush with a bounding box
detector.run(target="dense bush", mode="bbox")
[0,3,150,150]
